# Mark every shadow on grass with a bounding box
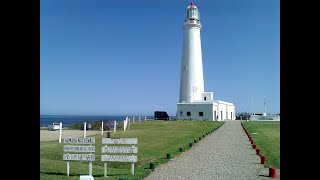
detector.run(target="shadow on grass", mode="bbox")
[42,172,130,177]
[42,172,67,176]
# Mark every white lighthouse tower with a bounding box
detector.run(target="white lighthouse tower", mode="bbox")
[176,2,236,121]
[179,2,204,103]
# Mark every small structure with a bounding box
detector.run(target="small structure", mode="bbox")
[48,122,60,131]
[250,113,280,121]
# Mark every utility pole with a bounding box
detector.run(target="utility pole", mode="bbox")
[251,96,254,115]
[264,96,267,117]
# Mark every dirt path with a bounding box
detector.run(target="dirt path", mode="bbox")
[40,129,108,142]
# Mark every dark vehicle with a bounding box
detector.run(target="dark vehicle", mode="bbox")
[154,111,170,120]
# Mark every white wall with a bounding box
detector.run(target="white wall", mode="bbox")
[179,23,204,103]
[177,103,213,120]
[214,101,236,121]
[201,92,213,101]
[176,101,235,121]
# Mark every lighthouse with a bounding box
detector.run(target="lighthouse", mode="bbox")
[179,2,204,103]
[176,2,236,121]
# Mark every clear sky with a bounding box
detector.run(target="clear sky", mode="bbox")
[40,0,280,116]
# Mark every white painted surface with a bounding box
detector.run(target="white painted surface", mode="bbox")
[89,161,92,176]
[79,175,94,180]
[202,92,213,101]
[59,123,62,143]
[176,101,235,121]
[177,102,213,120]
[84,122,86,138]
[104,163,107,177]
[113,121,116,133]
[63,154,95,161]
[63,145,95,152]
[102,138,137,145]
[67,161,70,176]
[101,155,137,162]
[64,137,95,144]
[179,21,204,103]
[101,121,103,135]
[123,120,126,131]
[131,162,134,175]
[101,146,138,153]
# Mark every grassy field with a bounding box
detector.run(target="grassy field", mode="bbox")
[243,121,280,169]
[40,120,224,180]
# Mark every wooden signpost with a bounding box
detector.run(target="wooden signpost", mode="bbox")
[63,137,95,176]
[101,138,138,177]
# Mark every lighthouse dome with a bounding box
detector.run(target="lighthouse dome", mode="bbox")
[186,2,200,21]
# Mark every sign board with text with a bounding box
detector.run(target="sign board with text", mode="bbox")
[101,138,138,177]
[102,138,137,145]
[64,137,95,144]
[64,145,95,152]
[101,146,137,153]
[101,155,137,162]
[63,154,95,161]
[63,137,96,177]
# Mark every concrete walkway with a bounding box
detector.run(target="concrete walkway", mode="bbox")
[144,121,279,180]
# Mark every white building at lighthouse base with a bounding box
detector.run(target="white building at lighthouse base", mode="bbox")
[176,92,235,121]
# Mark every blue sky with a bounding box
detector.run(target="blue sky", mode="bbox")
[40,0,280,116]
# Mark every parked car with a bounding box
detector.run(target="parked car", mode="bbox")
[154,111,170,120]
[48,122,60,131]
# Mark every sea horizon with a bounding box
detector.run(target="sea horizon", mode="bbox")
[40,114,155,128]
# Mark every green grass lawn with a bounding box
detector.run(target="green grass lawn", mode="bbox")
[243,121,280,169]
[40,120,223,180]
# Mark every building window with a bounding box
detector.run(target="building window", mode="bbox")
[199,112,203,116]
[204,97,206,101]
[180,111,183,116]
[187,112,191,116]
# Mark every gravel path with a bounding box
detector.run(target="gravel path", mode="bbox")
[144,120,278,180]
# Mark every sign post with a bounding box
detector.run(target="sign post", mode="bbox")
[84,122,87,138]
[59,122,62,143]
[101,121,104,135]
[63,137,95,176]
[101,138,138,177]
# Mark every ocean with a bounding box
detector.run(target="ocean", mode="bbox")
[40,115,153,128]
